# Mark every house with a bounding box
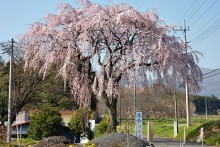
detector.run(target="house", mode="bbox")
[59,110,74,126]
[11,121,30,137]
[29,110,74,126]
[11,111,30,136]
[10,110,74,138]
[11,110,75,136]
[10,110,94,143]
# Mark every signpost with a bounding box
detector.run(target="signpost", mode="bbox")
[174,121,178,138]
[197,127,204,147]
[135,111,142,139]
[147,121,153,142]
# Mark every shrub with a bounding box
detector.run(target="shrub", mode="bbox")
[206,133,220,145]
[68,108,94,140]
[178,120,220,146]
[28,105,63,140]
[68,108,88,134]
[95,120,108,137]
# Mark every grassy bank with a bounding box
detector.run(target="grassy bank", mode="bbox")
[1,115,219,146]
[176,119,220,146]
[117,115,220,145]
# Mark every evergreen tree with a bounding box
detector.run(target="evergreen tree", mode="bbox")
[28,105,63,140]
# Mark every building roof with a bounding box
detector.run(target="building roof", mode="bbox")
[29,109,74,116]
[11,121,31,128]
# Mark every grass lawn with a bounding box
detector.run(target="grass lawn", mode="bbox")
[0,138,38,147]
[1,115,219,146]
[117,115,220,140]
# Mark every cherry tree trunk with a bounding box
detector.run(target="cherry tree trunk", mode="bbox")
[105,97,118,133]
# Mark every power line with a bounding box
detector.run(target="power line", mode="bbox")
[203,71,220,79]
[189,9,220,40]
[203,68,220,76]
[190,18,220,46]
[190,23,220,46]
[186,0,209,23]
[191,18,220,42]
[176,0,198,25]
[187,0,220,46]
[189,0,218,26]
[204,80,220,88]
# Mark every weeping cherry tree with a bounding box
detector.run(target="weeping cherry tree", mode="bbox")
[19,0,202,132]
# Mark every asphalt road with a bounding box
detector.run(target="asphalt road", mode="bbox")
[148,138,213,147]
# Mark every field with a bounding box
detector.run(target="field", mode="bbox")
[1,115,219,146]
[117,115,220,142]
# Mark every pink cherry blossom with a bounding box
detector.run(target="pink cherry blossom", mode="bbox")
[19,0,202,132]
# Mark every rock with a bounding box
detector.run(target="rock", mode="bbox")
[35,136,71,147]
[91,133,150,147]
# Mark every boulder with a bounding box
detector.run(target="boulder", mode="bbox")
[35,136,71,147]
[91,133,150,147]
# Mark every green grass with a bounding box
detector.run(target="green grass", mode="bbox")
[176,123,201,140]
[206,133,220,145]
[118,118,183,138]
[1,138,38,147]
[184,120,220,146]
[152,122,174,138]
[116,115,220,145]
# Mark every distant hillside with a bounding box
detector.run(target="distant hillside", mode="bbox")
[196,68,220,98]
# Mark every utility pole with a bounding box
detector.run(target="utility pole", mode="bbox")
[119,92,122,129]
[134,81,136,114]
[205,98,208,120]
[134,80,136,136]
[174,20,190,128]
[7,38,14,143]
[174,91,178,136]
[183,20,191,128]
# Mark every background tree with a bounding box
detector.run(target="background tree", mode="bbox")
[95,119,108,137]
[0,41,45,125]
[68,107,94,140]
[0,60,8,126]
[37,69,76,110]
[192,95,220,115]
[19,0,202,132]
[28,104,63,140]
[119,87,195,119]
[0,40,76,126]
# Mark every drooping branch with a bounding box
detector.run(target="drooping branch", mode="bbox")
[19,0,203,132]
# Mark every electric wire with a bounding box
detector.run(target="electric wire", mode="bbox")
[175,0,212,45]
[191,26,220,47]
[203,68,220,76]
[173,0,220,82]
[189,0,218,26]
[189,18,220,45]
[191,22,220,46]
[189,9,220,40]
[186,0,209,23]
[204,80,220,88]
[175,0,198,25]
[191,25,220,45]
[191,18,220,42]
[202,69,220,88]
[203,71,220,79]
[186,0,220,46]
